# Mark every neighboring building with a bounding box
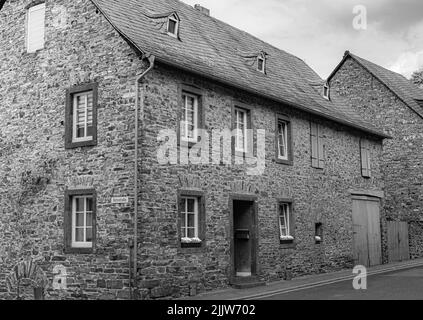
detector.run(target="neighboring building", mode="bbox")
[0,1,388,300]
[329,51,423,263]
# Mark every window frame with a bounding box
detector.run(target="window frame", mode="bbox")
[71,195,94,248]
[177,190,206,250]
[232,102,253,158]
[26,2,46,53]
[323,84,330,100]
[65,83,98,149]
[177,84,204,147]
[277,199,296,249]
[64,189,97,254]
[310,122,325,169]
[257,55,266,73]
[167,14,179,38]
[360,139,372,178]
[275,114,293,166]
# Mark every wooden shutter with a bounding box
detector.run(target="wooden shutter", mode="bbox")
[310,122,319,168]
[311,122,324,169]
[360,139,371,177]
[317,126,325,169]
[27,4,46,53]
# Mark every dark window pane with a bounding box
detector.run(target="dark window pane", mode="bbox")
[75,212,84,227]
[86,212,93,227]
[75,228,84,242]
[187,228,195,238]
[168,19,177,34]
[187,213,195,228]
[86,228,93,242]
[86,197,93,212]
[75,198,84,212]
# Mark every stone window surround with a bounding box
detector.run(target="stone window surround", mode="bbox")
[277,198,296,249]
[177,189,206,251]
[275,113,294,166]
[65,82,98,149]
[64,189,97,254]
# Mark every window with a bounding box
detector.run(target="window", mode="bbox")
[181,197,199,239]
[167,14,179,37]
[73,91,94,143]
[71,196,94,248]
[181,93,198,143]
[235,108,248,152]
[315,223,323,244]
[26,3,46,53]
[279,203,291,239]
[278,202,295,246]
[276,114,293,165]
[310,122,325,169]
[323,84,330,100]
[178,191,205,249]
[65,83,98,149]
[360,139,371,178]
[257,55,266,73]
[64,189,96,253]
[278,121,288,160]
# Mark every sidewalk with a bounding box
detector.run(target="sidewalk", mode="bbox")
[186,258,423,300]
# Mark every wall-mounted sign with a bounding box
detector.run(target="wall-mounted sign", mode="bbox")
[111,197,129,204]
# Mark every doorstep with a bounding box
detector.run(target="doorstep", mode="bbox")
[183,258,423,300]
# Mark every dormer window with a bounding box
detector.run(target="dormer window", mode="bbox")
[167,13,179,38]
[323,84,330,100]
[257,55,266,73]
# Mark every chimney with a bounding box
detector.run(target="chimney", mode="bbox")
[194,4,210,16]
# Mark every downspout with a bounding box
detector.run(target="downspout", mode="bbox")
[132,54,156,299]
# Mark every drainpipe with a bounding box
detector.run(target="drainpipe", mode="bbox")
[132,54,156,299]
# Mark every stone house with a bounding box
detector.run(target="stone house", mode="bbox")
[0,0,389,300]
[329,51,423,263]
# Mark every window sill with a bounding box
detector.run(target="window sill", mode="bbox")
[66,139,97,149]
[276,158,293,166]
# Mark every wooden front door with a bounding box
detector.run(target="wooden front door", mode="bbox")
[352,196,382,267]
[387,221,410,263]
[232,199,257,277]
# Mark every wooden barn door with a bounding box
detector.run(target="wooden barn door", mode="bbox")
[387,221,410,263]
[352,196,382,267]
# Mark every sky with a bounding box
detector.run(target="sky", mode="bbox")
[181,0,423,79]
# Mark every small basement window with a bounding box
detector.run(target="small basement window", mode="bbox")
[315,223,323,244]
[323,84,330,100]
[257,55,266,73]
[167,14,179,37]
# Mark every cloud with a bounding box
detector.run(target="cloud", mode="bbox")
[388,51,423,78]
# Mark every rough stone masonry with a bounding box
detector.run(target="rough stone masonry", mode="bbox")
[0,0,386,300]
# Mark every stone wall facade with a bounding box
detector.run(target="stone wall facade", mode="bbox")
[329,57,423,261]
[137,63,385,299]
[0,0,146,299]
[0,0,386,300]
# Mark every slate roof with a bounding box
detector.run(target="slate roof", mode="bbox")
[329,51,423,119]
[89,0,389,138]
[0,0,387,138]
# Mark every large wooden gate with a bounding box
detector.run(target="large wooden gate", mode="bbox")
[387,221,410,263]
[352,196,382,267]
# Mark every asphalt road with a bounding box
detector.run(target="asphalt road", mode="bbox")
[260,266,423,300]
